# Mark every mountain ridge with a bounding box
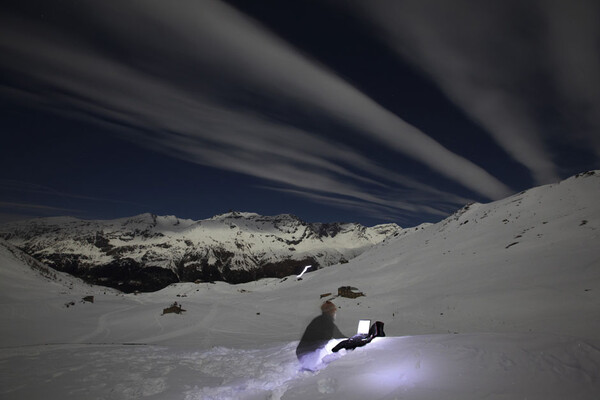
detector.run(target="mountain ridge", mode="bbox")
[0,211,402,292]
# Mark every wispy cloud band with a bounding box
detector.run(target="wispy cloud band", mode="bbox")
[343,0,600,184]
[1,0,517,221]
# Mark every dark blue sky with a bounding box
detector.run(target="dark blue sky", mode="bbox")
[1,0,599,227]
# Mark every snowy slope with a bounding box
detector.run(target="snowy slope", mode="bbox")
[0,240,116,300]
[2,334,598,400]
[0,240,119,346]
[324,170,600,340]
[1,171,599,399]
[0,211,401,291]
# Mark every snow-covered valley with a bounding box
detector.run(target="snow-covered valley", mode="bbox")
[0,212,400,291]
[1,171,599,399]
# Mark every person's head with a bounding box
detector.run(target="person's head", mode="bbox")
[321,300,337,317]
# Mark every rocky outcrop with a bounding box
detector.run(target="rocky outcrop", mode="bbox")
[337,286,365,298]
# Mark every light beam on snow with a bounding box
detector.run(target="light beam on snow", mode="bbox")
[297,265,312,279]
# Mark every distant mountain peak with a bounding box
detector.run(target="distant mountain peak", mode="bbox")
[210,211,262,220]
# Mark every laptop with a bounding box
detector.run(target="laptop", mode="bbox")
[356,319,371,335]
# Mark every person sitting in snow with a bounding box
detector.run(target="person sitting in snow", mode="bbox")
[296,300,346,369]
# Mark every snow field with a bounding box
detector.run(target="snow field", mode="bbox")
[1,172,599,399]
[2,335,598,400]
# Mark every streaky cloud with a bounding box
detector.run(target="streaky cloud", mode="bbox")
[0,0,512,222]
[0,179,148,207]
[342,0,600,184]
[0,202,78,212]
[263,186,452,226]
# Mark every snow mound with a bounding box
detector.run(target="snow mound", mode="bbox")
[281,334,600,400]
[2,334,599,400]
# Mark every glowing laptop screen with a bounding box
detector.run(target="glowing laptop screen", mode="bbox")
[357,319,370,335]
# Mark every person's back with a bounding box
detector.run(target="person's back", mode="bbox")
[296,301,345,369]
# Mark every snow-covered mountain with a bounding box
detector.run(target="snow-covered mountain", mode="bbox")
[0,211,401,292]
[0,171,599,399]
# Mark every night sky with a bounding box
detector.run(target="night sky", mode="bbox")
[1,0,599,227]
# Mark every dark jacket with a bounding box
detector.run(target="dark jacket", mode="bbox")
[296,312,346,359]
